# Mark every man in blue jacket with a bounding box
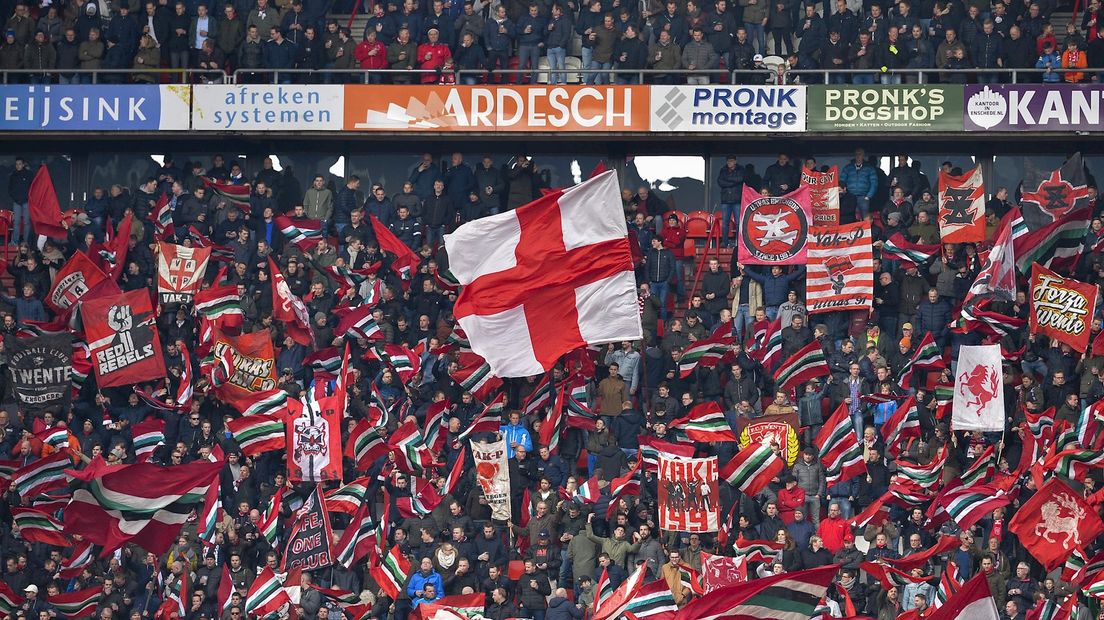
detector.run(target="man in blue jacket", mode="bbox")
[501,410,533,458]
[840,148,878,219]
[407,557,444,603]
[743,264,806,320]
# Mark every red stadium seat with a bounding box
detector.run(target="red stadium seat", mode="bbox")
[686,211,713,239]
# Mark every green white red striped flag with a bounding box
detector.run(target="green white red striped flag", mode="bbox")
[334,499,376,569]
[275,214,324,251]
[346,419,389,471]
[624,578,678,619]
[227,414,286,457]
[773,341,829,394]
[672,564,839,620]
[678,333,735,378]
[0,580,24,614]
[244,565,289,616]
[12,449,71,499]
[671,401,737,442]
[193,284,245,329]
[259,486,284,546]
[815,403,866,487]
[720,442,784,497]
[731,537,784,563]
[450,352,503,402]
[881,232,941,268]
[325,476,370,514]
[50,586,102,619]
[369,544,412,600]
[11,506,69,547]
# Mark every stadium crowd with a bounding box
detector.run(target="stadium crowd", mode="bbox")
[0,148,1102,620]
[0,0,1102,83]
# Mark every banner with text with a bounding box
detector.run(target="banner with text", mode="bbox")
[648,85,805,132]
[806,221,874,315]
[807,85,963,132]
[7,333,72,412]
[192,85,344,131]
[343,85,649,132]
[471,439,512,521]
[157,242,211,305]
[84,289,166,388]
[801,166,840,225]
[1030,263,1097,352]
[658,455,719,533]
[0,85,190,131]
[965,84,1104,132]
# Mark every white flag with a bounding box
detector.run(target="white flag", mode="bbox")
[470,439,512,522]
[952,344,1005,432]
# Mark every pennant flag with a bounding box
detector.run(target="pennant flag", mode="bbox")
[64,458,223,555]
[28,164,68,239]
[1029,263,1097,352]
[806,221,874,314]
[951,344,1005,432]
[815,403,867,487]
[937,166,986,243]
[673,564,839,620]
[1009,477,1104,570]
[720,442,784,497]
[1020,153,1091,230]
[672,402,737,442]
[738,184,814,265]
[774,341,830,394]
[881,232,941,268]
[11,506,70,546]
[443,172,641,377]
[227,414,286,456]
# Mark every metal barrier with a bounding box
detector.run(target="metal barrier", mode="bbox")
[230,67,772,85]
[781,67,1087,84]
[0,68,227,84]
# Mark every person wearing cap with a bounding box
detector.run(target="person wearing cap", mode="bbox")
[21,584,48,615]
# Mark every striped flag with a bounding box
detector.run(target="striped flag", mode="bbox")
[334,500,376,569]
[50,586,102,619]
[774,341,829,394]
[203,177,252,214]
[932,482,1014,530]
[638,436,696,472]
[335,304,384,342]
[131,418,166,462]
[720,442,784,497]
[240,389,290,417]
[1026,595,1076,620]
[365,343,420,385]
[369,544,412,600]
[11,506,69,546]
[227,414,286,456]
[860,561,930,591]
[12,449,71,499]
[815,403,866,487]
[672,564,839,620]
[1012,207,1092,275]
[925,571,1000,620]
[197,476,221,547]
[806,221,874,314]
[522,374,554,416]
[671,402,736,442]
[305,347,342,379]
[308,583,362,607]
[625,579,677,619]
[187,225,234,262]
[880,396,921,458]
[150,192,174,241]
[244,566,289,617]
[388,419,435,475]
[457,392,506,441]
[881,232,941,268]
[259,486,284,546]
[1046,447,1104,481]
[753,318,784,370]
[177,343,194,410]
[960,445,996,487]
[678,333,736,378]
[218,564,233,615]
[593,564,648,620]
[731,537,784,563]
[34,426,71,451]
[450,352,503,402]
[572,476,601,504]
[57,541,96,579]
[325,477,371,514]
[346,419,389,471]
[897,450,946,489]
[275,214,325,251]
[193,285,244,329]
[0,581,25,614]
[395,476,443,517]
[897,331,943,388]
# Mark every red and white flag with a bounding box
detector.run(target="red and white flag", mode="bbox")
[952,344,1005,432]
[1009,477,1104,570]
[444,171,641,377]
[938,166,986,243]
[925,570,1000,620]
[269,257,315,347]
[806,221,873,314]
[157,242,211,305]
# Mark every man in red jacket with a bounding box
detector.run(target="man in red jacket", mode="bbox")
[817,501,851,554]
[354,29,388,83]
[417,27,452,83]
[660,213,688,302]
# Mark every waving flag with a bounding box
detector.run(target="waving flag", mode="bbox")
[673,564,839,620]
[227,414,286,456]
[193,285,244,330]
[346,419,389,471]
[269,257,315,347]
[672,402,736,442]
[880,397,921,458]
[720,442,784,497]
[50,586,102,619]
[1010,477,1104,570]
[593,564,648,620]
[369,545,412,600]
[738,185,813,266]
[815,403,867,487]
[678,333,736,378]
[11,507,69,546]
[370,214,421,286]
[1012,207,1093,275]
[131,418,166,462]
[450,352,503,402]
[1020,153,1091,230]
[276,214,325,251]
[952,345,1005,432]
[12,449,71,499]
[925,571,1000,620]
[1029,263,1097,352]
[774,341,829,394]
[881,232,941,268]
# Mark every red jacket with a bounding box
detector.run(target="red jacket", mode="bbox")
[817,515,850,554]
[416,43,452,83]
[660,224,688,259]
[777,486,806,525]
[355,40,388,70]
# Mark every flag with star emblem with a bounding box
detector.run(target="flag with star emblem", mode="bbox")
[1021,153,1090,231]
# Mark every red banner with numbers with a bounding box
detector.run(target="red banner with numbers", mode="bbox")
[658,456,719,533]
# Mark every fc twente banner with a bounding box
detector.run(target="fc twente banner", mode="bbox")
[212,329,278,412]
[937,167,986,243]
[735,412,800,466]
[1029,263,1097,352]
[286,391,343,483]
[6,333,72,411]
[157,243,212,305]
[658,455,719,533]
[84,290,167,388]
[952,344,1005,432]
[738,185,812,266]
[471,439,512,522]
[47,251,109,314]
[801,166,840,226]
[282,485,334,572]
[806,221,873,315]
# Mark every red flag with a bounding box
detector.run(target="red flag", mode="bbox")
[28,164,68,239]
[937,166,986,244]
[1028,263,1098,352]
[369,214,420,288]
[269,257,315,347]
[673,564,839,620]
[924,571,1000,620]
[1009,477,1104,570]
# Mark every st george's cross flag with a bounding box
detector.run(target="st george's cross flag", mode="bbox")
[444,171,641,377]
